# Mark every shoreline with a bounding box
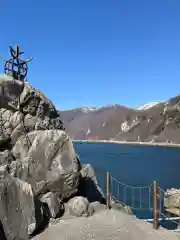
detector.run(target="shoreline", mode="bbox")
[72,139,180,148]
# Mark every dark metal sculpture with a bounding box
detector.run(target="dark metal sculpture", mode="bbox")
[1,45,33,81]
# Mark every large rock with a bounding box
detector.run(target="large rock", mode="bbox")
[11,130,80,200]
[0,170,37,240]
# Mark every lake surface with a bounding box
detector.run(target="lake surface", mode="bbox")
[74,142,180,229]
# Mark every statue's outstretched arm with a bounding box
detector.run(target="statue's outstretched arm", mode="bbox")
[24,57,33,63]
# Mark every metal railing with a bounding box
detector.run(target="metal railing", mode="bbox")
[101,170,180,231]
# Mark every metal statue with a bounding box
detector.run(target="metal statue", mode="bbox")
[1,45,33,81]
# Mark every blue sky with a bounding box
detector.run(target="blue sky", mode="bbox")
[1,0,180,110]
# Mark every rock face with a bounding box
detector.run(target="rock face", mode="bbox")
[0,75,104,239]
[164,188,180,211]
[60,95,180,143]
[0,76,65,146]
[11,130,80,199]
[0,170,36,240]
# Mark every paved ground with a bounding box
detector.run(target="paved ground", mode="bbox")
[33,209,179,240]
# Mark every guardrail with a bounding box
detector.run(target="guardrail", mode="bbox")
[104,171,180,231]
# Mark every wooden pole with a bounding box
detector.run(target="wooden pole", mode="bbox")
[153,181,158,230]
[106,172,110,209]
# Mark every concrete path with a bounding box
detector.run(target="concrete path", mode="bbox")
[33,209,179,240]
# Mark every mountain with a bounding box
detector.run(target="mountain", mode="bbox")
[59,95,180,143]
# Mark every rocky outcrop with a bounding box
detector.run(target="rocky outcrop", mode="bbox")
[121,119,140,133]
[0,75,104,239]
[164,188,180,216]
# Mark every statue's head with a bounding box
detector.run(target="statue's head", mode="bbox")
[9,45,24,59]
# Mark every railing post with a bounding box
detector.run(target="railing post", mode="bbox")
[153,181,158,230]
[106,171,110,209]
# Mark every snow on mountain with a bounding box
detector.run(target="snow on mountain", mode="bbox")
[61,103,160,113]
[81,107,98,113]
[137,102,159,110]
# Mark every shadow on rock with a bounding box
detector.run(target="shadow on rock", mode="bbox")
[0,221,7,240]
[30,199,50,238]
[78,164,106,204]
[30,197,65,238]
[77,177,106,204]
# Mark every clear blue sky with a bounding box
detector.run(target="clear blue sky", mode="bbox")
[1,0,180,110]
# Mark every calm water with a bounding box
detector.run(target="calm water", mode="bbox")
[74,142,180,229]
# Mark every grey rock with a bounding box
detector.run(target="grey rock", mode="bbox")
[11,130,80,200]
[67,196,93,217]
[164,188,180,209]
[18,83,64,131]
[0,170,36,240]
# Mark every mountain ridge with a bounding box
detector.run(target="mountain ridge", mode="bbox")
[59,95,180,143]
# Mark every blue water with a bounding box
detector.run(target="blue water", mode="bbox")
[74,142,180,229]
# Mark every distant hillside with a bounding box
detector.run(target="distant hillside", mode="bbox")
[59,95,180,144]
